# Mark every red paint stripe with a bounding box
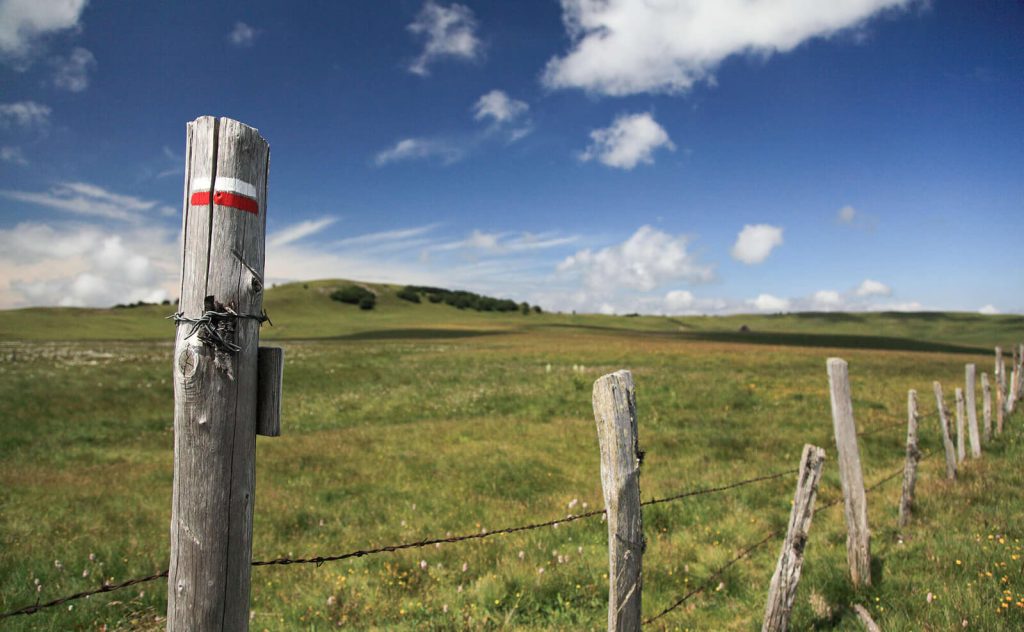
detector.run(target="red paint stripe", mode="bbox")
[213,191,259,215]
[190,191,211,206]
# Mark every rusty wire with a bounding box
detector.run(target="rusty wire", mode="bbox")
[0,468,794,620]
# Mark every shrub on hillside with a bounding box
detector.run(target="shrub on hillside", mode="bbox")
[358,296,375,310]
[397,287,421,303]
[330,285,375,307]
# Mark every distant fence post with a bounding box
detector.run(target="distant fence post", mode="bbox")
[168,116,271,631]
[981,372,992,443]
[954,388,966,463]
[592,370,643,632]
[965,365,981,458]
[826,358,871,587]
[761,444,826,632]
[932,382,957,480]
[898,390,921,528]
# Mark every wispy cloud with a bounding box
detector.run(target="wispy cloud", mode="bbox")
[0,182,164,222]
[0,145,28,165]
[228,22,259,47]
[374,137,466,166]
[335,224,439,247]
[0,0,88,59]
[268,216,338,247]
[407,1,483,76]
[0,101,51,129]
[51,46,95,92]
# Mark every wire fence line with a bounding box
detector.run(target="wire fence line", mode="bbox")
[641,453,934,626]
[0,468,796,620]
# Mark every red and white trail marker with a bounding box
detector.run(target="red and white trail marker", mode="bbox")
[190,176,259,215]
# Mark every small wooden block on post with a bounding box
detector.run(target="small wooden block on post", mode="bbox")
[761,444,826,632]
[965,364,981,458]
[826,358,871,588]
[592,370,643,632]
[954,387,966,463]
[981,372,992,443]
[256,346,284,437]
[932,382,956,480]
[898,390,921,528]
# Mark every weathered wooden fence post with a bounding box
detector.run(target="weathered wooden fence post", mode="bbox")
[932,382,957,480]
[954,388,966,463]
[761,444,826,632]
[981,372,992,443]
[592,370,643,632]
[898,390,921,528]
[965,364,981,458]
[168,116,273,631]
[826,358,871,587]
[996,347,1006,431]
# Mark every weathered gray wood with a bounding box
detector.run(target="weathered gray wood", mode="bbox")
[932,382,957,480]
[592,370,643,632]
[996,358,1006,435]
[826,358,871,587]
[898,390,921,528]
[853,604,882,632]
[965,364,981,458]
[168,116,269,632]
[954,387,966,463]
[761,444,826,632]
[256,347,284,437]
[981,372,992,443]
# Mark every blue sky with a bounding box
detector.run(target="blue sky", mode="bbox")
[0,0,1021,314]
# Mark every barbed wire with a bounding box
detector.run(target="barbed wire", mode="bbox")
[0,468,793,620]
[643,454,935,626]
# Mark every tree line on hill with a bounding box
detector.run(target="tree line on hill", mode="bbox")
[329,284,541,314]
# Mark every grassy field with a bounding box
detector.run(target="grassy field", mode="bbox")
[1,281,1022,630]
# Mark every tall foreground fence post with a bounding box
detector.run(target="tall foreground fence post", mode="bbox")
[761,444,826,632]
[898,390,921,528]
[826,358,871,587]
[168,116,271,631]
[932,382,957,480]
[592,370,643,632]
[965,365,981,458]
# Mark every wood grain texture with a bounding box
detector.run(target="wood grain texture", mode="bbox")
[954,387,966,464]
[168,116,269,632]
[898,390,921,528]
[256,347,284,437]
[981,372,992,443]
[761,444,826,632]
[965,364,981,458]
[592,370,643,632]
[826,358,871,587]
[932,382,957,480]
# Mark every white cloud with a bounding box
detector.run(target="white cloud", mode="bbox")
[52,46,94,91]
[543,0,913,96]
[730,224,783,264]
[558,225,713,292]
[837,205,857,223]
[0,222,178,308]
[407,1,483,76]
[473,90,528,124]
[855,278,891,297]
[580,112,675,169]
[430,230,578,256]
[0,100,51,129]
[267,217,338,248]
[979,304,999,315]
[374,137,465,166]
[812,289,842,310]
[0,145,27,165]
[335,224,439,248]
[228,22,258,47]
[0,0,87,59]
[0,181,162,222]
[748,293,790,312]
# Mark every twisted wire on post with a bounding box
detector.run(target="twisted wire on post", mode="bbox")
[168,307,270,354]
[0,469,793,619]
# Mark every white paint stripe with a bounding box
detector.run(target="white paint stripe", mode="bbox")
[214,177,257,198]
[191,176,212,191]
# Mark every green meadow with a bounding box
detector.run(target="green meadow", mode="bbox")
[1,281,1022,630]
